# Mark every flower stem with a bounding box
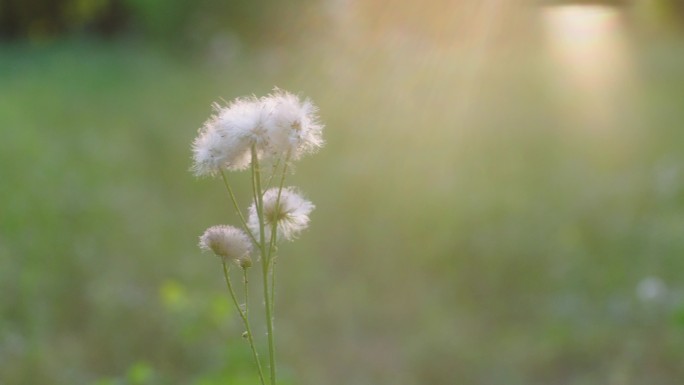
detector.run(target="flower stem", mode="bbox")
[267,155,289,317]
[264,158,282,190]
[219,169,258,245]
[251,146,277,385]
[270,258,276,315]
[221,261,266,385]
[268,155,290,258]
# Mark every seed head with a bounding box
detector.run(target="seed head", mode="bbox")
[261,89,324,162]
[192,97,268,176]
[199,225,253,266]
[191,89,324,176]
[248,187,315,242]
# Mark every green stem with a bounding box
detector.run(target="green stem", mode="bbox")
[270,258,276,315]
[267,155,290,258]
[264,158,282,190]
[251,146,276,385]
[221,261,266,385]
[219,169,258,245]
[267,155,289,317]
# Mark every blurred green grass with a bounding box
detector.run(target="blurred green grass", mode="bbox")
[1,35,684,385]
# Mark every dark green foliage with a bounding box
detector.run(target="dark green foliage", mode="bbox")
[0,0,127,39]
[0,0,318,46]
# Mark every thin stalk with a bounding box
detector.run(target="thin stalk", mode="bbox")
[267,156,290,258]
[250,148,265,248]
[267,155,289,317]
[270,258,276,315]
[219,169,258,245]
[250,149,265,254]
[251,146,276,385]
[221,261,266,385]
[264,158,282,190]
[242,268,255,356]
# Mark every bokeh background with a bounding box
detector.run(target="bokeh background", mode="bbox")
[2,0,684,384]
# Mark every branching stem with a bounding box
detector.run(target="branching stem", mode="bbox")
[251,146,277,385]
[220,170,258,245]
[221,261,265,385]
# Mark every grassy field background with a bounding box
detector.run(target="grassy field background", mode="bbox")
[2,21,684,385]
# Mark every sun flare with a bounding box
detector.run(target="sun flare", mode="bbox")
[544,5,632,130]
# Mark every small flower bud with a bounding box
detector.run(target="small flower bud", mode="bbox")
[239,258,252,269]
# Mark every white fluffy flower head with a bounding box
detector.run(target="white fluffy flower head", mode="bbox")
[261,89,324,161]
[192,97,269,176]
[248,187,315,242]
[199,225,253,266]
[191,89,324,176]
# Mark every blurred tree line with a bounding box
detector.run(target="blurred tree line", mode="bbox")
[0,0,319,45]
[0,0,682,45]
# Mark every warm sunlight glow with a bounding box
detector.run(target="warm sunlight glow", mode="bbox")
[544,5,632,130]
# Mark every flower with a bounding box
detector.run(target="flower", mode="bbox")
[261,89,324,161]
[248,187,315,242]
[191,97,268,176]
[191,89,324,176]
[199,225,253,266]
